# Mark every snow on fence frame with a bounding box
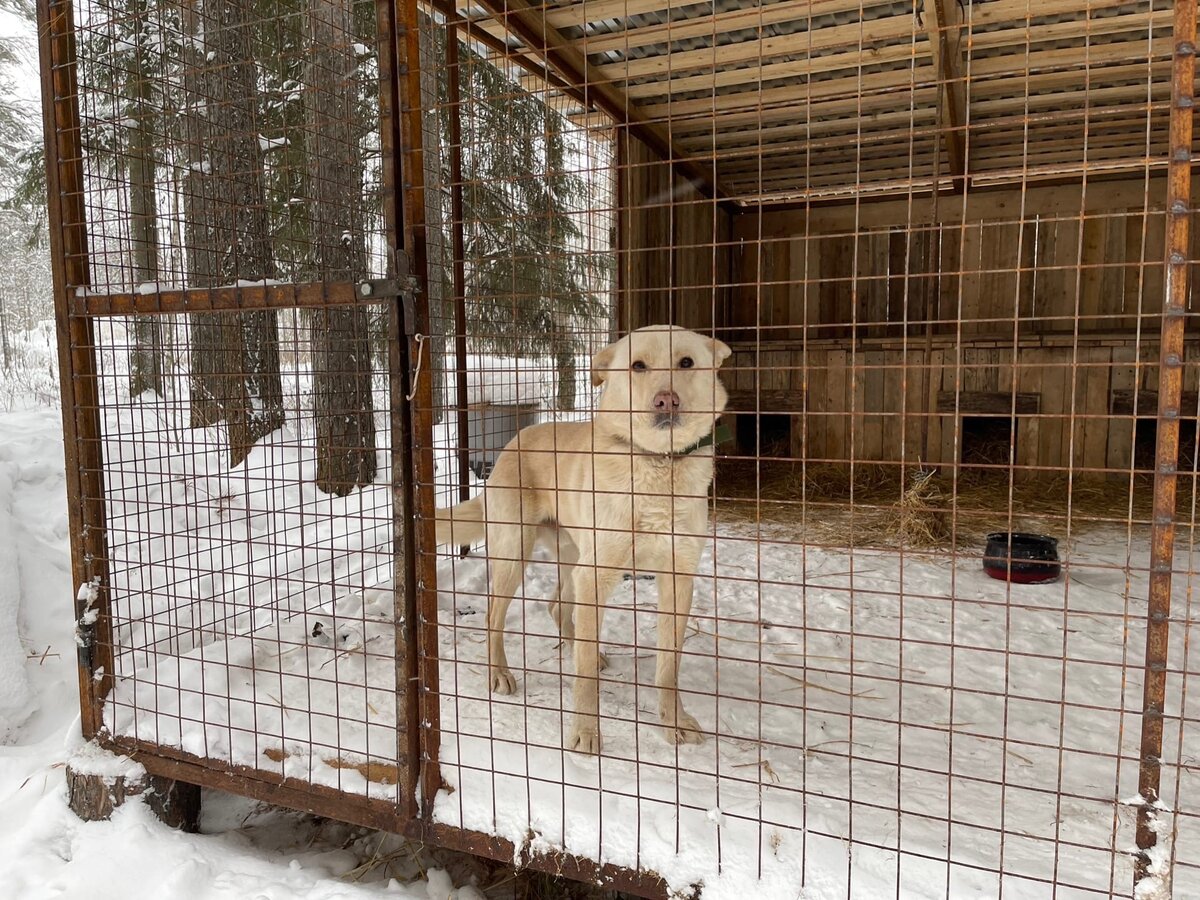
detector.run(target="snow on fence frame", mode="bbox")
[37,0,1200,895]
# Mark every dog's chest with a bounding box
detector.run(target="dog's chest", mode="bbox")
[630,454,712,532]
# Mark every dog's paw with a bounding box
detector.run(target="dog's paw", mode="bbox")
[490,668,517,695]
[566,719,601,755]
[661,710,704,746]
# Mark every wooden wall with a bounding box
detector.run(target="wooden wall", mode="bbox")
[614,169,1196,475]
[717,178,1200,475]
[728,179,1178,341]
[725,337,1200,476]
[618,135,732,332]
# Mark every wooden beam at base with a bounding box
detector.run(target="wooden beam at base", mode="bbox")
[923,0,969,187]
[468,0,730,204]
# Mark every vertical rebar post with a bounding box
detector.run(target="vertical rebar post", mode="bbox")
[1135,0,1197,883]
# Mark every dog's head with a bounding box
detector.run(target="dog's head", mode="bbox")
[591,325,731,455]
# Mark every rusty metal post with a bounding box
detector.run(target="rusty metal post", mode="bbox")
[446,22,472,539]
[395,0,443,817]
[1135,0,1196,883]
[37,0,113,738]
[375,0,420,823]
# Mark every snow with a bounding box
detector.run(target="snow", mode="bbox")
[3,326,1200,897]
[135,281,180,295]
[0,400,439,897]
[0,445,33,742]
[441,354,578,409]
[65,741,147,781]
[425,526,1200,898]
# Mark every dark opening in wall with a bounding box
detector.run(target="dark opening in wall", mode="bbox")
[961,416,1014,467]
[1134,418,1198,473]
[736,413,792,458]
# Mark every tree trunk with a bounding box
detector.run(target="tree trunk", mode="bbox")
[66,747,200,832]
[126,1,163,398]
[554,342,577,411]
[184,0,285,466]
[305,0,376,495]
[0,289,9,371]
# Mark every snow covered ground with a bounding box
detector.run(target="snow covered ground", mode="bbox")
[5,326,1200,898]
[431,525,1200,899]
[0,332,494,898]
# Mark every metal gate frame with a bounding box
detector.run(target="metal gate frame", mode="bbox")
[37,0,669,889]
[37,0,421,835]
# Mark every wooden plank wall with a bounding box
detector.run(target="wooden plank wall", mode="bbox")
[729,179,1175,341]
[726,338,1200,475]
[721,178,1200,475]
[618,136,732,332]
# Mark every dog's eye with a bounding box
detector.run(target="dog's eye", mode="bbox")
[679,357,694,369]
[631,360,647,372]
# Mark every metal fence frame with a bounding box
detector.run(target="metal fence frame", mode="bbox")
[36,0,1197,895]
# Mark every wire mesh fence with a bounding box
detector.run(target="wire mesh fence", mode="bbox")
[40,0,1198,895]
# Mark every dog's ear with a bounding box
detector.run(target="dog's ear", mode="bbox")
[591,342,620,387]
[709,337,732,366]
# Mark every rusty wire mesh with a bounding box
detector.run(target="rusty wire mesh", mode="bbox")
[410,1,1199,897]
[40,0,1199,895]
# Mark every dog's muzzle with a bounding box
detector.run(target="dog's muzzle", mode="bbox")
[653,390,681,428]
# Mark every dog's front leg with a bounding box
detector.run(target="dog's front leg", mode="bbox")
[655,565,703,745]
[567,538,627,754]
[549,534,610,671]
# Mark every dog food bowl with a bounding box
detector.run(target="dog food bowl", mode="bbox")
[983,532,1061,584]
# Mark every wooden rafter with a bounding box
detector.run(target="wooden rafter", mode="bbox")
[467,0,731,203]
[922,0,969,185]
[579,0,891,56]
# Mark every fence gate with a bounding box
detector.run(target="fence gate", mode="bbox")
[39,0,424,831]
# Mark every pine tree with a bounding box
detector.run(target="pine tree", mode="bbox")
[123,0,164,397]
[304,0,376,495]
[432,30,605,411]
[183,0,286,466]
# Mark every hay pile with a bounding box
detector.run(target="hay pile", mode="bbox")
[714,459,1188,551]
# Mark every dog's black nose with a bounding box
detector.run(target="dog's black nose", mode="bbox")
[653,390,681,412]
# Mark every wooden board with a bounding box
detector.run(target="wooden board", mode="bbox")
[936,391,1041,415]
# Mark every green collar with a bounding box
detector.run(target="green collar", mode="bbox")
[675,422,734,457]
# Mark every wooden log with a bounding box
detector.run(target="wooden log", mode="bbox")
[66,743,200,832]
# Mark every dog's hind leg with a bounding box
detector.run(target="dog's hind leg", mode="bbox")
[486,523,537,695]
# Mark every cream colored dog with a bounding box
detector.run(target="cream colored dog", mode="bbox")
[434,325,730,754]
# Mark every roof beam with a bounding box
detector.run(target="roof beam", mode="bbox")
[922,0,969,186]
[468,0,731,203]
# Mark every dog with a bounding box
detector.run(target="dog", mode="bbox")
[434,325,731,754]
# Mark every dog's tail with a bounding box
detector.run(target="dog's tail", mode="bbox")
[434,495,487,546]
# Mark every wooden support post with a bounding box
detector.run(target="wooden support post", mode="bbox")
[923,0,969,188]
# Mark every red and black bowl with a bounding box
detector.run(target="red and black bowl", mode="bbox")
[983,532,1061,584]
